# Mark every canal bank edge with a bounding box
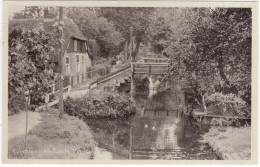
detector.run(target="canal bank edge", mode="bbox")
[200,126,251,160]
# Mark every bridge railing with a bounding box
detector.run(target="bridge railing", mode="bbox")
[132,62,170,75]
[90,64,131,86]
[70,67,110,87]
[140,57,169,63]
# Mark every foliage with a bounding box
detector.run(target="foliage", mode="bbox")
[8,22,59,110]
[100,7,155,59]
[54,75,70,91]
[153,8,251,115]
[13,6,58,19]
[10,7,252,118]
[64,92,136,118]
[86,39,101,61]
[67,7,124,59]
[8,93,27,115]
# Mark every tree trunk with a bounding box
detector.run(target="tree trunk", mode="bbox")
[58,7,64,118]
[132,37,141,61]
[217,53,230,86]
[201,94,207,114]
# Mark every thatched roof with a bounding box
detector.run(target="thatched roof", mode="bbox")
[9,18,87,56]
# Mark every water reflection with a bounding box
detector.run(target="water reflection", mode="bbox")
[130,107,186,159]
[148,77,160,97]
[86,87,218,160]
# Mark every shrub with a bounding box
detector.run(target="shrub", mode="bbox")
[8,93,27,115]
[64,92,136,118]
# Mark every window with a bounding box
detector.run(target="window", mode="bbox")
[82,56,85,81]
[65,57,70,74]
[85,42,88,51]
[76,55,80,73]
[74,40,77,52]
[82,55,85,76]
[76,55,79,62]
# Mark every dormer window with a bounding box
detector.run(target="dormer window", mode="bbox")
[74,40,77,52]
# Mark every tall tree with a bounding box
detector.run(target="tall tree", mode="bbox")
[152,8,251,115]
[67,7,124,60]
[8,22,58,110]
[187,8,251,106]
[100,7,155,59]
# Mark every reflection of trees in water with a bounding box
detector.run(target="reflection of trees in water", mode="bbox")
[132,117,163,150]
[146,90,178,111]
[85,118,131,159]
[154,116,186,150]
[155,124,178,149]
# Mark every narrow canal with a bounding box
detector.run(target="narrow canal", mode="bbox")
[85,77,219,160]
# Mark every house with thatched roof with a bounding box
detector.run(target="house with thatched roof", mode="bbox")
[9,18,92,87]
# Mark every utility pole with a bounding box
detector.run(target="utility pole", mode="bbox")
[129,26,135,100]
[58,7,64,118]
[125,41,128,62]
[129,26,133,62]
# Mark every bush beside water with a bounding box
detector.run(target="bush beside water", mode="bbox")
[64,92,136,118]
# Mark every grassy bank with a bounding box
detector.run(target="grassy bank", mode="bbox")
[200,126,251,160]
[8,109,96,159]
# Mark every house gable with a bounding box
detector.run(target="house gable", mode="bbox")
[66,38,87,53]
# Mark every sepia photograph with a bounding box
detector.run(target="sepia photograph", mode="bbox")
[2,1,258,165]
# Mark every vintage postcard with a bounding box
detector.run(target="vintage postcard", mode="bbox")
[2,0,258,165]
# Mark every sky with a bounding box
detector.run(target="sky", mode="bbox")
[8,6,25,18]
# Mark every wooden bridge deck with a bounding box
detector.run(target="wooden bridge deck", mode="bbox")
[132,57,170,76]
[89,57,170,88]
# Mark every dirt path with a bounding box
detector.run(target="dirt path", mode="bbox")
[8,111,42,140]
